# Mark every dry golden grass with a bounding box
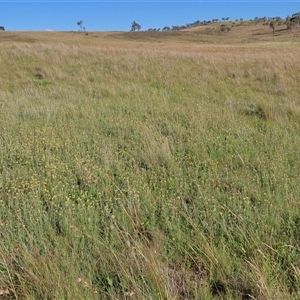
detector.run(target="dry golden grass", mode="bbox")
[0,21,299,50]
[1,24,300,299]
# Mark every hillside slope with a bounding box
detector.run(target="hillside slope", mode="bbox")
[0,22,299,47]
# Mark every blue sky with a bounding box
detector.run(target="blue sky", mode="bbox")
[0,1,299,31]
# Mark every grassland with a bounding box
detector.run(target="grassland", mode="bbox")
[0,24,300,299]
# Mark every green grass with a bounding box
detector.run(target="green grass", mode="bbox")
[0,33,300,299]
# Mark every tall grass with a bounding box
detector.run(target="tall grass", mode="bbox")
[0,37,300,299]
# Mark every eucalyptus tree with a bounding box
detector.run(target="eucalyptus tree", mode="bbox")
[77,20,83,31]
[269,20,276,33]
[287,13,300,33]
[220,24,230,34]
[131,21,141,31]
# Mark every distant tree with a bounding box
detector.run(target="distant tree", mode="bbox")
[287,13,300,33]
[130,22,135,31]
[288,22,299,33]
[162,26,170,31]
[0,26,5,31]
[269,20,276,33]
[220,24,230,33]
[77,20,83,31]
[290,13,300,23]
[148,28,160,31]
[226,17,230,21]
[131,21,141,31]
[292,11,300,18]
[136,23,141,31]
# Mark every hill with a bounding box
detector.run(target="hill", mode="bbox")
[0,21,299,47]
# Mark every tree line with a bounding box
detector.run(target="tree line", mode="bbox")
[74,11,300,34]
[129,11,300,34]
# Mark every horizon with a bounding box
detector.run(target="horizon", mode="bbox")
[0,1,299,32]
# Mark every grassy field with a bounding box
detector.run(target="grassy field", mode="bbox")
[0,25,300,299]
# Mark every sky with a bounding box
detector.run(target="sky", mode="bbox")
[0,1,299,31]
